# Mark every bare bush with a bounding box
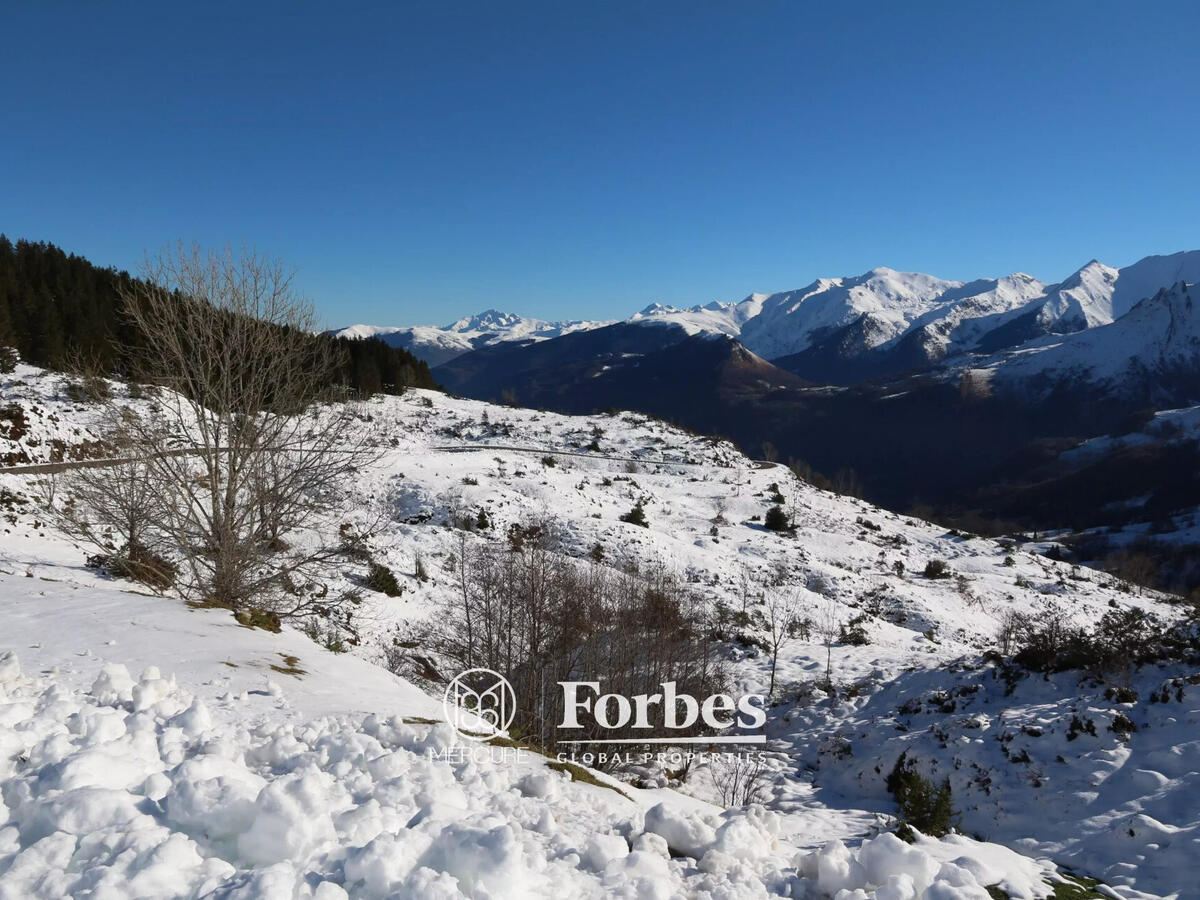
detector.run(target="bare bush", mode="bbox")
[995,609,1029,656]
[41,414,173,589]
[422,524,726,752]
[709,753,770,807]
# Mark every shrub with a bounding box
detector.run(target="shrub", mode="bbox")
[839,614,871,646]
[1105,685,1138,704]
[619,499,649,528]
[1067,714,1097,741]
[234,607,282,632]
[0,347,17,374]
[1109,712,1138,735]
[764,505,790,532]
[886,752,956,838]
[414,554,429,582]
[338,523,373,561]
[365,561,403,597]
[923,559,950,579]
[541,455,557,468]
[1006,606,1169,675]
[1088,607,1163,676]
[1013,611,1085,672]
[87,548,176,592]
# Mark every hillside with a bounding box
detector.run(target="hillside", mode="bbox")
[1,363,1193,897]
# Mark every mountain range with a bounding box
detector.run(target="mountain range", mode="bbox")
[339,250,1200,385]
[337,250,1200,586]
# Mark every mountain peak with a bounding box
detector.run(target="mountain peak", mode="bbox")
[445,309,526,332]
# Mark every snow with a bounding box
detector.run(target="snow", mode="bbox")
[0,363,1193,897]
[0,599,1070,899]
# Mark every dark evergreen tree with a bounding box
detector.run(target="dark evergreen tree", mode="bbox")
[0,236,438,396]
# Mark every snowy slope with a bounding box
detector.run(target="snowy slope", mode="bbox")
[796,658,1200,899]
[0,365,1191,898]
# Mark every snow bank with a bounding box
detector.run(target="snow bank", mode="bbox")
[0,652,1073,898]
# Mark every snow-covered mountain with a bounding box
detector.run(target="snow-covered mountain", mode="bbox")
[0,363,1192,898]
[979,281,1200,398]
[356,249,1200,384]
[628,251,1200,383]
[1032,250,1200,331]
[332,309,611,367]
[635,268,986,361]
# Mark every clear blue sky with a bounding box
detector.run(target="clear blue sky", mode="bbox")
[4,1,1198,327]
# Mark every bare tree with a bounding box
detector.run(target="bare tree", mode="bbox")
[104,244,379,615]
[738,562,758,614]
[786,485,804,530]
[711,493,729,526]
[813,590,842,691]
[762,589,801,699]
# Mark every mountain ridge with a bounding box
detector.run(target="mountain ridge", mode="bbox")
[343,249,1200,380]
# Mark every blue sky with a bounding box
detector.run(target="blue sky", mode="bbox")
[4,1,1199,327]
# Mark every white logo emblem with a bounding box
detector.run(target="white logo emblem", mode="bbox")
[443,668,516,741]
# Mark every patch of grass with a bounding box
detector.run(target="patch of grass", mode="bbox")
[547,761,632,801]
[987,873,1108,900]
[487,734,542,752]
[188,599,282,633]
[235,607,282,632]
[481,735,632,801]
[1048,873,1107,899]
[269,652,306,677]
[221,661,239,668]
